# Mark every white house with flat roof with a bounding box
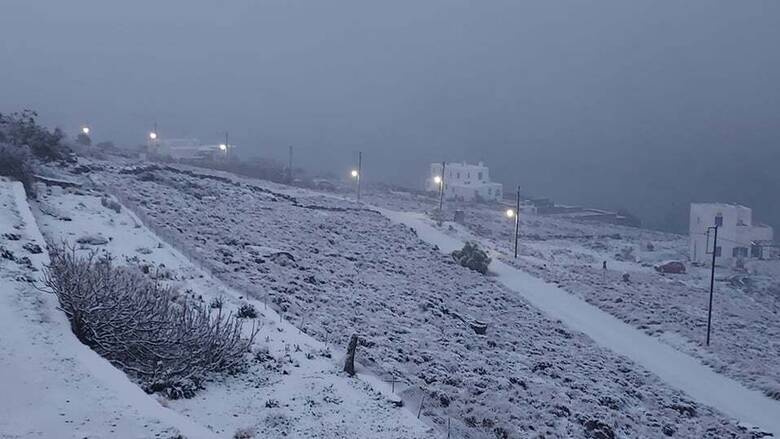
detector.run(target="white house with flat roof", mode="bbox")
[150,138,231,161]
[689,203,774,265]
[426,162,503,202]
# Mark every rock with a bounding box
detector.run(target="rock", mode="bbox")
[76,235,109,245]
[22,242,43,254]
[469,320,488,335]
[1,247,15,260]
[655,261,686,274]
[3,233,21,241]
[583,419,615,439]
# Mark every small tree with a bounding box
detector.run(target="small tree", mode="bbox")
[452,241,491,274]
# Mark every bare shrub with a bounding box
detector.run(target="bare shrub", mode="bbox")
[43,245,259,398]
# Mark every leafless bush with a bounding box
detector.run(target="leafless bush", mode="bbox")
[43,244,259,398]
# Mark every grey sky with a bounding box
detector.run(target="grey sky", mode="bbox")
[2,0,778,232]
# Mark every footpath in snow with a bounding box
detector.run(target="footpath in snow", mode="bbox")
[382,209,780,437]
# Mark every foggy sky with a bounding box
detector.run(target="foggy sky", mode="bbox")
[2,0,779,232]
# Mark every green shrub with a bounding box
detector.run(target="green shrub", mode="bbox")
[452,241,491,274]
[0,143,35,196]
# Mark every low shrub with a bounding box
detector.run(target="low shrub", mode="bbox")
[43,245,259,398]
[237,303,258,319]
[0,143,35,196]
[452,241,491,274]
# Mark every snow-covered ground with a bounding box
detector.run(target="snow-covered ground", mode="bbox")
[382,209,780,437]
[378,195,780,405]
[53,159,770,438]
[0,178,214,439]
[30,180,431,438]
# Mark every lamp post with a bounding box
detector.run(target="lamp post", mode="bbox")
[433,174,443,209]
[437,161,446,213]
[505,186,521,258]
[706,225,719,346]
[351,152,362,201]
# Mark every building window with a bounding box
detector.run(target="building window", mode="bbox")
[732,247,748,257]
[714,246,722,257]
[478,172,483,181]
[457,172,460,179]
[714,213,723,227]
[751,244,762,258]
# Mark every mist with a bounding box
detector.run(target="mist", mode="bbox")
[2,0,778,232]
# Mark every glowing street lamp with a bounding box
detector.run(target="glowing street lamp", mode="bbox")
[219,143,227,151]
[149,131,158,140]
[350,169,359,178]
[507,186,521,258]
[81,126,90,135]
[436,162,446,213]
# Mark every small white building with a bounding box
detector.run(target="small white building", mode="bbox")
[426,162,503,202]
[150,138,231,161]
[689,203,774,265]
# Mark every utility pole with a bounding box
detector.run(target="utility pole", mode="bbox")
[357,151,362,201]
[438,161,446,212]
[706,225,719,346]
[288,146,293,183]
[513,185,520,258]
[225,131,230,161]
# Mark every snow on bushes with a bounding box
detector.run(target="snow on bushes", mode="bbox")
[0,143,35,196]
[43,245,259,398]
[451,241,491,274]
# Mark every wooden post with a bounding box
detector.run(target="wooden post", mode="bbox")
[344,334,359,376]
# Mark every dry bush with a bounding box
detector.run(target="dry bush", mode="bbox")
[43,244,259,398]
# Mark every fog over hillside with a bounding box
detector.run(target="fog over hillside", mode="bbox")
[1,0,778,232]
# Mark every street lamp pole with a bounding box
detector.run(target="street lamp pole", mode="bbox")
[514,185,520,258]
[706,225,719,346]
[357,151,362,201]
[438,161,446,212]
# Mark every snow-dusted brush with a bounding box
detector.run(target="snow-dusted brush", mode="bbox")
[41,243,259,399]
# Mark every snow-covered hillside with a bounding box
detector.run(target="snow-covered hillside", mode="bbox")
[30,180,432,438]
[51,160,767,438]
[385,195,780,402]
[0,179,214,439]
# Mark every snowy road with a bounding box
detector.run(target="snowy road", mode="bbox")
[382,209,780,436]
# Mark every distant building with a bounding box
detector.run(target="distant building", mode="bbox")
[689,203,774,265]
[149,138,231,161]
[426,162,503,202]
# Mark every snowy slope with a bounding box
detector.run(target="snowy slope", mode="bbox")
[382,209,780,437]
[0,179,214,439]
[74,160,761,438]
[378,195,780,402]
[31,183,432,438]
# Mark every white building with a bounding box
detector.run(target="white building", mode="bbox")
[426,162,503,202]
[689,203,774,265]
[149,138,231,161]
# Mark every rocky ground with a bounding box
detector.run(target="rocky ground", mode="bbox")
[47,159,764,438]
